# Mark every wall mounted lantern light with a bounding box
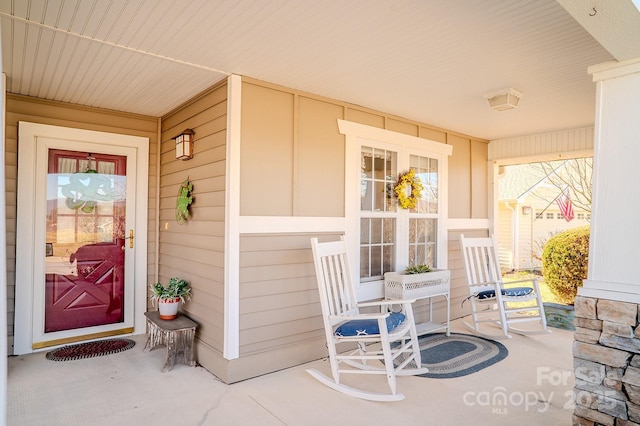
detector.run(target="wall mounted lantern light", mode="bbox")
[522,206,532,215]
[175,129,195,160]
[484,88,523,111]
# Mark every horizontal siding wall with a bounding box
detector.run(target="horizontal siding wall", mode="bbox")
[447,229,490,321]
[159,81,228,373]
[211,232,340,382]
[4,94,158,354]
[238,234,335,357]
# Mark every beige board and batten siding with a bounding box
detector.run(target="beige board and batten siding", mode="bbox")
[240,83,294,216]
[4,94,158,354]
[158,82,228,372]
[240,78,488,221]
[448,133,489,218]
[240,82,345,217]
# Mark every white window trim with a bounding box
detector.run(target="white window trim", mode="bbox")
[338,119,453,301]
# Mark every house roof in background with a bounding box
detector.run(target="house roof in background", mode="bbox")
[1,1,639,141]
[499,163,556,201]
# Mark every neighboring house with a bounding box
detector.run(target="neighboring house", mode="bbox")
[497,163,591,271]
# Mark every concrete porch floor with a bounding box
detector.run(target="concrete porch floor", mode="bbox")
[7,318,575,425]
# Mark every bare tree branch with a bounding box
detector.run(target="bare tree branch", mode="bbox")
[532,158,592,213]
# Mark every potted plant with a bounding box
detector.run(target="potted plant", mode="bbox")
[150,277,191,320]
[384,264,451,335]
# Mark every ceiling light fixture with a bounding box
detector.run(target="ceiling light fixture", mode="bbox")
[484,88,523,111]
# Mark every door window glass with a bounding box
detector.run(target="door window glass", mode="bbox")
[45,150,127,332]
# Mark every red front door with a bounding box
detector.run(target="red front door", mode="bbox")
[44,150,127,333]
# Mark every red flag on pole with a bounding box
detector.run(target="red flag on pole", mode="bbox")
[556,191,574,222]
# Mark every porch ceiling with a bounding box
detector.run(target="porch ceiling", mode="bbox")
[1,0,638,141]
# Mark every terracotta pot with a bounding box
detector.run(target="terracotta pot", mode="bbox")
[158,297,180,320]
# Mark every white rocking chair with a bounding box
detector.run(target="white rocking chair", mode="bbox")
[459,234,550,339]
[307,237,428,402]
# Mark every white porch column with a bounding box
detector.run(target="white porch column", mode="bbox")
[579,57,640,303]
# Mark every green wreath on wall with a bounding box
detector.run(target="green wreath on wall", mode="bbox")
[175,178,194,224]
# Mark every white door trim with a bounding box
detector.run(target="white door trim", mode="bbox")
[14,122,149,354]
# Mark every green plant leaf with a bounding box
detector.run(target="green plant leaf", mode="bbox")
[404,264,432,274]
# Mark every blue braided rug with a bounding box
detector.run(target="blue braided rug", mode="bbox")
[400,333,508,379]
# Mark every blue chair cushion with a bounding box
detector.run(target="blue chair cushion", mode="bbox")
[335,312,406,337]
[477,287,533,300]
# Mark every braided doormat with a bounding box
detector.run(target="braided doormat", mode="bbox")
[394,333,508,378]
[46,338,136,361]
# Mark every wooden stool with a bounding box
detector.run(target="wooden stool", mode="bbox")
[144,311,197,372]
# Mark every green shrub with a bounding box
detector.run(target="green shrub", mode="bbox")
[541,226,590,305]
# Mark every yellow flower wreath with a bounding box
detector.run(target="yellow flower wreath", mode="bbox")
[394,169,424,209]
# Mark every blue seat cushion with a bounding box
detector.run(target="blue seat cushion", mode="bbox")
[335,312,406,337]
[477,287,533,300]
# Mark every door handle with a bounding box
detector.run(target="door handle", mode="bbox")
[127,229,134,249]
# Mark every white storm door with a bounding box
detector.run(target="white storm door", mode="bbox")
[14,122,149,354]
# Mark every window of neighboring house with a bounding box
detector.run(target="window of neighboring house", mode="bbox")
[536,212,543,219]
[359,146,440,282]
[557,213,563,219]
[547,212,554,219]
[577,213,585,220]
[587,214,591,221]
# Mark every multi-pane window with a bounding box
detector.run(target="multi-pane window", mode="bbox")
[547,213,554,219]
[408,155,438,267]
[359,147,440,281]
[409,218,436,268]
[360,218,395,280]
[577,213,585,220]
[360,147,396,281]
[360,147,397,213]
